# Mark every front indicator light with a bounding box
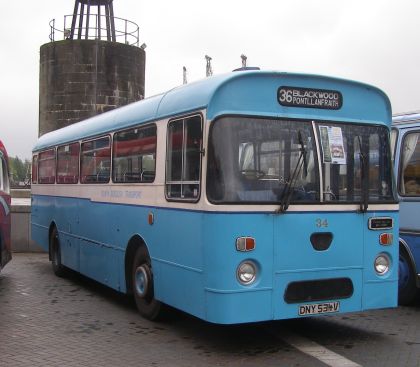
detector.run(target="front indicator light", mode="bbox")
[379,233,393,245]
[236,237,255,251]
[237,261,257,285]
[374,254,390,275]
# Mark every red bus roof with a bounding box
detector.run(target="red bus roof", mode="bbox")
[0,140,8,160]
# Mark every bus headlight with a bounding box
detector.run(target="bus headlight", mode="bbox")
[374,254,390,275]
[237,261,257,285]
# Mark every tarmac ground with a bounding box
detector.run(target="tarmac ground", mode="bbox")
[1,253,420,367]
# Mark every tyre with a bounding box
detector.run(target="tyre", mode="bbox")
[50,227,67,277]
[132,246,165,320]
[398,247,418,305]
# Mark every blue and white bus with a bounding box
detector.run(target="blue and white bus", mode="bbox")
[31,70,398,324]
[392,112,420,304]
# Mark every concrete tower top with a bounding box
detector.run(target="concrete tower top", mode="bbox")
[49,0,140,46]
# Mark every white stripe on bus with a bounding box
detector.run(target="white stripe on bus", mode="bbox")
[31,184,398,213]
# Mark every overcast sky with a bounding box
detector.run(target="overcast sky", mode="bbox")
[1,0,419,160]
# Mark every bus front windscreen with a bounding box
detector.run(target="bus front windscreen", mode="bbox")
[206,117,395,205]
[316,122,394,204]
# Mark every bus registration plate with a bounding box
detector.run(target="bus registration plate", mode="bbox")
[298,301,340,316]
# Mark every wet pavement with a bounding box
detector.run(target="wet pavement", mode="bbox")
[1,253,420,366]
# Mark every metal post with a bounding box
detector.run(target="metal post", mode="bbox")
[105,4,111,41]
[78,3,85,39]
[70,0,79,39]
[241,54,247,68]
[97,4,101,40]
[50,19,55,41]
[183,67,188,84]
[85,1,91,40]
[109,1,116,42]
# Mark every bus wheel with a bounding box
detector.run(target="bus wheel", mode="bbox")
[132,246,164,320]
[398,247,418,305]
[50,227,66,277]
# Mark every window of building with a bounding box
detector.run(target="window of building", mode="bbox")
[400,131,420,196]
[80,137,111,184]
[166,115,202,200]
[57,143,80,184]
[113,125,157,183]
[38,149,56,184]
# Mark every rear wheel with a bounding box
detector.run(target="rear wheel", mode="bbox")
[50,227,67,277]
[132,246,165,320]
[398,246,418,305]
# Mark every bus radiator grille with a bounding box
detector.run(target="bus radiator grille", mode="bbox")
[284,278,354,304]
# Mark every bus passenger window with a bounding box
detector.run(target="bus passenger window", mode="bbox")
[0,156,9,193]
[400,132,420,196]
[81,137,111,184]
[57,143,80,184]
[166,115,202,200]
[113,125,157,183]
[38,149,56,184]
[32,155,38,184]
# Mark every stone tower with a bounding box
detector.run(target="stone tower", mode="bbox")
[39,0,146,136]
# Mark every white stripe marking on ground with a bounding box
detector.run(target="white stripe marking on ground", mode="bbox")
[277,330,362,367]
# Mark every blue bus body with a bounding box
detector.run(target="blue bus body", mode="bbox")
[392,112,420,304]
[32,71,398,324]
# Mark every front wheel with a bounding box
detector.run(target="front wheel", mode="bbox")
[50,227,67,277]
[132,246,165,320]
[398,247,418,305]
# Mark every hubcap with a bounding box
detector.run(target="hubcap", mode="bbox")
[135,265,150,298]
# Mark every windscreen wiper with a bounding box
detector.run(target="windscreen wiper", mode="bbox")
[357,136,368,213]
[277,131,307,213]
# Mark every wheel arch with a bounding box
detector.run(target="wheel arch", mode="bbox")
[125,234,150,295]
[400,237,416,269]
[399,237,420,288]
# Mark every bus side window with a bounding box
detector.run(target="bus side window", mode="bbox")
[57,143,80,184]
[38,149,56,184]
[166,115,202,200]
[81,137,111,184]
[0,155,7,193]
[400,132,420,196]
[390,128,398,162]
[32,155,38,184]
[113,125,157,183]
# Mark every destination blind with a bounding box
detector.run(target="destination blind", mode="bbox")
[278,86,343,110]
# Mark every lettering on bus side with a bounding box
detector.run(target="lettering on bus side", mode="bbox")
[278,86,343,110]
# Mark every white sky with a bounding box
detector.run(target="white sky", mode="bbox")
[1,0,419,160]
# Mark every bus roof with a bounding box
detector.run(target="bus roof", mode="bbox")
[392,111,420,127]
[0,140,8,160]
[33,70,391,152]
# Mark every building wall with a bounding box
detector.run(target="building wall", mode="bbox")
[11,203,43,253]
[39,39,145,136]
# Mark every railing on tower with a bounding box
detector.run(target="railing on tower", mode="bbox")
[49,14,139,46]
